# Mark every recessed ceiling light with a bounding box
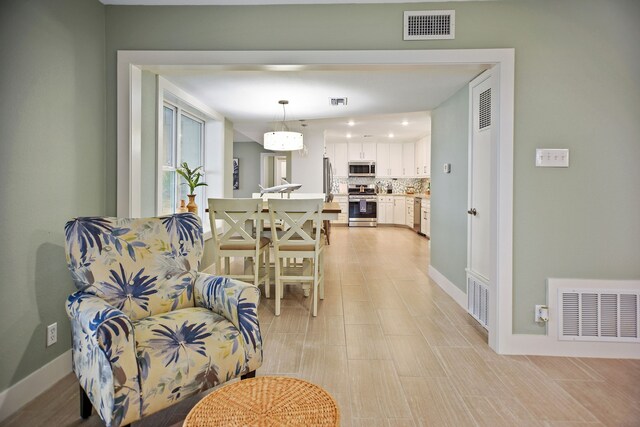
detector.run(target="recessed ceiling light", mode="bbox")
[346,133,352,139]
[402,120,409,126]
[347,120,355,127]
[388,133,395,138]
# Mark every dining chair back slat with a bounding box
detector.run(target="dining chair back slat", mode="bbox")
[267,198,325,316]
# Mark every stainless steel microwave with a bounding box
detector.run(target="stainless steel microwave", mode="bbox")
[348,161,376,177]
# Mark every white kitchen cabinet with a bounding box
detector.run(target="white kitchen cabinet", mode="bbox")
[423,137,431,177]
[333,195,348,224]
[406,197,414,227]
[390,146,403,177]
[376,143,391,177]
[377,195,394,224]
[379,195,408,225]
[393,196,406,225]
[362,141,376,161]
[415,138,423,176]
[420,198,430,236]
[415,135,431,177]
[377,142,412,177]
[325,142,348,177]
[402,142,415,177]
[348,141,376,161]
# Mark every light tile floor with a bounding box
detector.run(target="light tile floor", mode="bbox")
[3,227,639,426]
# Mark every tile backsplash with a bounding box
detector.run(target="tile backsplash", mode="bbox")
[332,177,430,194]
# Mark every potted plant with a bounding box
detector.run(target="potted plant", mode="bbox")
[176,162,208,214]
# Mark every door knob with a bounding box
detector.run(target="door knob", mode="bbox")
[467,208,477,216]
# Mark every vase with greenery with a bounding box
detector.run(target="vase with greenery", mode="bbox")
[176,162,208,214]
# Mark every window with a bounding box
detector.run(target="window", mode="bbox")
[155,77,226,240]
[160,102,206,218]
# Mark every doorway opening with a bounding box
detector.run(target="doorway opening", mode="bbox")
[117,49,514,353]
[260,153,288,189]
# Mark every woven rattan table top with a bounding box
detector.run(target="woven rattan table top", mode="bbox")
[183,376,340,427]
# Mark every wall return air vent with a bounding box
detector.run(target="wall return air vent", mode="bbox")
[404,10,455,40]
[559,288,639,343]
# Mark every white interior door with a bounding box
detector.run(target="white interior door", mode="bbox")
[275,156,286,183]
[468,71,493,283]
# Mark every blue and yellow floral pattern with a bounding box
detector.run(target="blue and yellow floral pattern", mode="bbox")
[64,214,262,427]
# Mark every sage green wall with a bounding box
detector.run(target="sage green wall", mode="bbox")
[0,0,106,391]
[430,86,469,294]
[232,141,275,198]
[104,0,640,335]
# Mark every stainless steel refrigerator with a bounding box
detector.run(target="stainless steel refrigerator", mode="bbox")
[322,157,333,202]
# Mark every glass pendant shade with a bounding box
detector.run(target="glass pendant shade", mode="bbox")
[264,100,303,151]
[264,131,304,151]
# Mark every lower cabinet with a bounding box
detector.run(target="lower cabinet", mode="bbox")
[378,195,409,226]
[406,197,414,227]
[420,199,430,237]
[334,195,348,224]
[377,196,394,225]
[393,197,405,225]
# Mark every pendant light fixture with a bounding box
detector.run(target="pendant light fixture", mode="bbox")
[264,100,303,151]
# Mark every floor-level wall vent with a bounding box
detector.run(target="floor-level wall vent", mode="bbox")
[559,289,639,343]
[467,274,488,329]
[404,10,455,40]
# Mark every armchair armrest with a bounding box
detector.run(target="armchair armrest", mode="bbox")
[194,273,263,372]
[66,292,141,427]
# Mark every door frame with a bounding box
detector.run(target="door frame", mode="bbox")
[117,49,514,353]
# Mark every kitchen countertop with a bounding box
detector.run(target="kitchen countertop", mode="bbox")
[334,193,430,198]
[375,193,430,198]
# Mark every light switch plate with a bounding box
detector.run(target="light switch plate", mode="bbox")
[536,149,569,167]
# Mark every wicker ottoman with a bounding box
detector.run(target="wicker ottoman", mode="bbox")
[183,376,340,426]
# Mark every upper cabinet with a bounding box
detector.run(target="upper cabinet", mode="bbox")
[376,142,402,177]
[377,142,415,178]
[325,141,348,176]
[348,141,377,161]
[415,135,431,177]
[402,142,415,177]
[330,133,429,178]
[376,143,392,178]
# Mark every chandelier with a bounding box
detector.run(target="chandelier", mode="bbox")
[264,100,303,151]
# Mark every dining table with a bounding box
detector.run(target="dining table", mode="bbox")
[206,201,341,220]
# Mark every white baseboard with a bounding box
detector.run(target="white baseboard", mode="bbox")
[428,265,467,309]
[428,268,640,359]
[502,334,640,359]
[506,278,640,359]
[0,349,72,423]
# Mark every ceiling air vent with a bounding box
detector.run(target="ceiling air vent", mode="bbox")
[330,97,348,106]
[404,10,455,40]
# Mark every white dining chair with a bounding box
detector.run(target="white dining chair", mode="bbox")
[208,198,271,297]
[267,198,325,316]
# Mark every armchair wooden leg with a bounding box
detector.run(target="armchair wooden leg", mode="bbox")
[79,385,92,419]
[241,370,256,380]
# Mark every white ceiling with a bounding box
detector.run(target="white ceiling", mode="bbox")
[155,63,488,144]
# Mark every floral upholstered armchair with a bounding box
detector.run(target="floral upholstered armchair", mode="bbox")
[64,213,262,427]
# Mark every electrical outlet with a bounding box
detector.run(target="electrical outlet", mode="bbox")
[535,305,549,323]
[47,323,57,347]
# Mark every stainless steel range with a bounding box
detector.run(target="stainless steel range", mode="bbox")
[347,185,377,227]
